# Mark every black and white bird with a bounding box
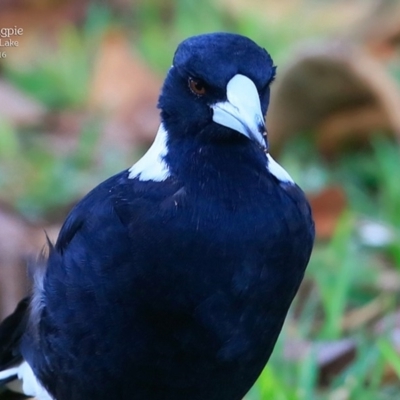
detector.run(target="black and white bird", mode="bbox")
[0,33,314,400]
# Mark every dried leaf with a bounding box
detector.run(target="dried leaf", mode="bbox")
[284,338,357,386]
[0,206,32,320]
[89,31,162,149]
[354,1,400,58]
[0,205,59,320]
[307,186,347,240]
[267,41,400,157]
[342,295,392,332]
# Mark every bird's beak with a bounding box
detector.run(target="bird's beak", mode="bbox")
[212,74,267,150]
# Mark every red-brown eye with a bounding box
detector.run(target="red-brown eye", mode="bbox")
[188,78,207,96]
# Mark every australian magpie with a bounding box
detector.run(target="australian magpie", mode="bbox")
[0,32,314,400]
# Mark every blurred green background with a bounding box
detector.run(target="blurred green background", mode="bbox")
[1,0,400,399]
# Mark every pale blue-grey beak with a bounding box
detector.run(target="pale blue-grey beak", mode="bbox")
[212,74,267,149]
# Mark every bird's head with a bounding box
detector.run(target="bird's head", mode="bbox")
[158,32,276,152]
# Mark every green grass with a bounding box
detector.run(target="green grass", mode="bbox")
[249,136,400,398]
[0,117,130,221]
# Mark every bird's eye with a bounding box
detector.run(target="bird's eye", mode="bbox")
[188,78,207,96]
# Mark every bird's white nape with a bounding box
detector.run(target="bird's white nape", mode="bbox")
[266,154,294,184]
[0,361,53,400]
[128,124,171,181]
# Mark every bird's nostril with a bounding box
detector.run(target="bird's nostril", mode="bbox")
[256,115,265,133]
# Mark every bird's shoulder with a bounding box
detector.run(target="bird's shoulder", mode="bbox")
[55,169,183,255]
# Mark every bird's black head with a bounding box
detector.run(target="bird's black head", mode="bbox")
[158,33,276,151]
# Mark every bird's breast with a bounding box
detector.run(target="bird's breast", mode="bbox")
[127,173,311,311]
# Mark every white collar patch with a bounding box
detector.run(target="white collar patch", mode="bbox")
[266,154,294,184]
[0,361,54,400]
[128,124,171,181]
